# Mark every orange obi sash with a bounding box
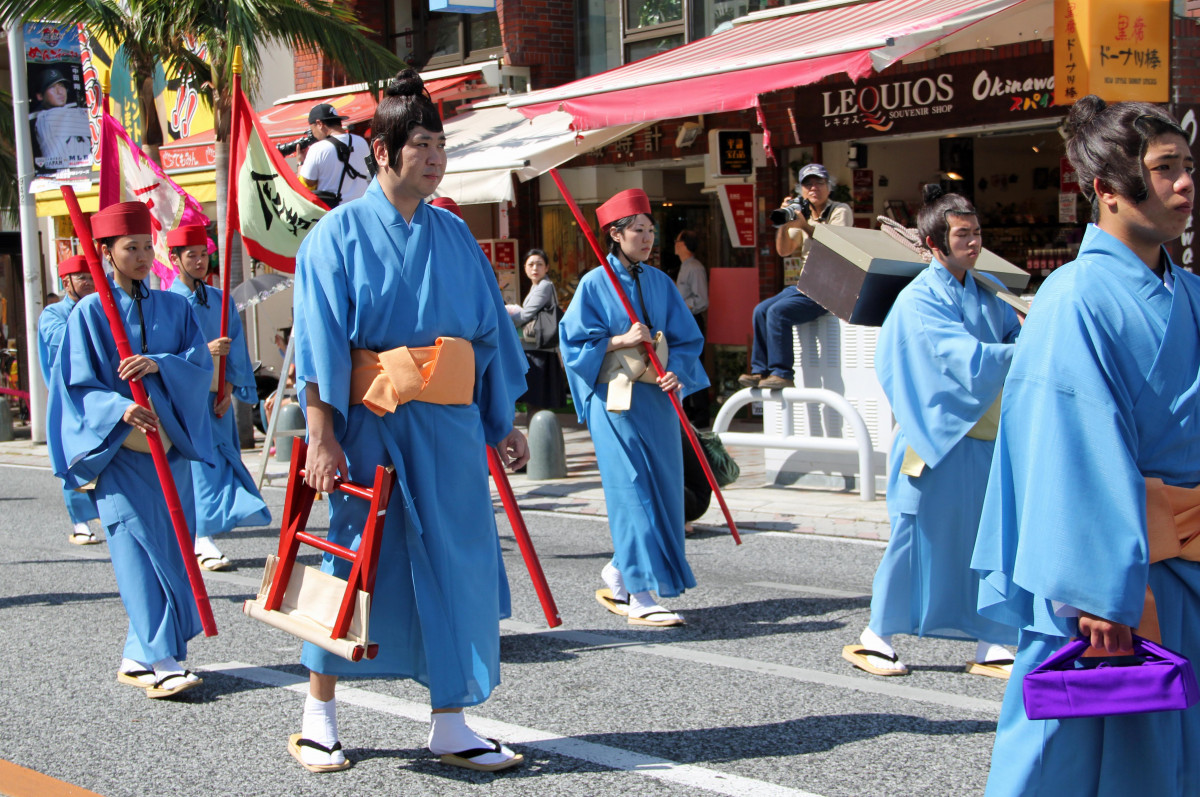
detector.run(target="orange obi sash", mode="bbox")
[348,337,474,416]
[1136,477,1200,643]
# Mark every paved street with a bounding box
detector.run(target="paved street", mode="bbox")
[0,448,1003,797]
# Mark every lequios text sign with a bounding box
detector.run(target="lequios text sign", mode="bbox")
[795,52,1059,143]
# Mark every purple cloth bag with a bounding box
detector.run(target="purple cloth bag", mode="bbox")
[1023,634,1199,720]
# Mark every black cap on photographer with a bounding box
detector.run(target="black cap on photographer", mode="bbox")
[308,103,347,125]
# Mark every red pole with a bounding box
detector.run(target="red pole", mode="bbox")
[215,53,243,412]
[487,447,562,628]
[548,168,741,545]
[60,186,218,636]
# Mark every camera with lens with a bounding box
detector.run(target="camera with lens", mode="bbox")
[768,197,812,227]
[276,133,316,156]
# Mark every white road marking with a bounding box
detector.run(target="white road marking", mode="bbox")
[501,620,1003,715]
[203,661,825,797]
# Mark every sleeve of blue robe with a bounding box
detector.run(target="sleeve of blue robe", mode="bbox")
[36,300,72,386]
[294,224,354,439]
[876,268,1018,468]
[973,245,1157,635]
[559,255,707,423]
[47,287,216,488]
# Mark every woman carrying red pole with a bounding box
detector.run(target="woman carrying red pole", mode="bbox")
[46,201,216,699]
[559,189,708,627]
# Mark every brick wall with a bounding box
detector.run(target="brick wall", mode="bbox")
[497,0,576,90]
[1175,16,1200,106]
[294,0,387,91]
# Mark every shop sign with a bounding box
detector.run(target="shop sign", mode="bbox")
[160,142,216,172]
[715,130,753,176]
[1054,0,1169,105]
[1060,156,1080,193]
[717,185,755,248]
[1168,105,1199,273]
[480,239,518,304]
[795,52,1058,144]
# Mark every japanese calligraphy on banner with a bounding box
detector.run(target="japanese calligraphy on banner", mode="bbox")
[717,185,756,248]
[792,53,1058,144]
[1054,0,1169,104]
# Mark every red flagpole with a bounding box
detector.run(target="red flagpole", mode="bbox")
[486,447,561,628]
[60,186,218,636]
[215,48,243,413]
[548,168,741,545]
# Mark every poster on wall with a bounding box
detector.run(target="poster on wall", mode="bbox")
[480,239,519,305]
[852,169,874,214]
[717,185,756,248]
[25,22,93,190]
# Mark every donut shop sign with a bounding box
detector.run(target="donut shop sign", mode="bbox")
[799,52,1060,143]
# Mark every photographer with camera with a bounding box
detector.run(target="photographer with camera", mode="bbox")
[739,163,851,390]
[297,103,372,208]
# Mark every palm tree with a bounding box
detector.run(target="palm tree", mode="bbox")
[2,0,403,281]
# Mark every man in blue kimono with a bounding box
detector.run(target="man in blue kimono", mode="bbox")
[973,97,1200,795]
[843,189,1020,678]
[289,70,529,774]
[48,201,214,699]
[559,189,708,627]
[37,254,101,544]
[167,225,270,571]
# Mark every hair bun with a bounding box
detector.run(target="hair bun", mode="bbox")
[1063,94,1106,139]
[386,68,425,98]
[922,183,946,205]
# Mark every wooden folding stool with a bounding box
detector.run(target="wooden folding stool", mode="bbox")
[243,439,396,662]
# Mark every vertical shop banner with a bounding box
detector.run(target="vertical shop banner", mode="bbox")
[25,23,93,190]
[717,185,756,248]
[1054,0,1169,105]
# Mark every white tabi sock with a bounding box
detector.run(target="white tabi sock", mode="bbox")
[976,641,1014,665]
[119,657,155,684]
[628,590,679,619]
[861,628,896,658]
[428,712,515,766]
[301,694,345,767]
[72,522,92,538]
[194,535,224,560]
[601,561,628,603]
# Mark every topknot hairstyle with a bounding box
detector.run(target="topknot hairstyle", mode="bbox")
[1063,95,1187,219]
[917,184,977,256]
[371,68,444,170]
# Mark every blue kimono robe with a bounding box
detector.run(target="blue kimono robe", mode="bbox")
[559,254,708,597]
[37,296,99,525]
[870,260,1019,643]
[47,277,214,664]
[169,280,270,538]
[973,225,1200,795]
[293,182,528,708]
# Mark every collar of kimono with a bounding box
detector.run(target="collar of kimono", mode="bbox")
[1135,477,1200,643]
[349,337,474,416]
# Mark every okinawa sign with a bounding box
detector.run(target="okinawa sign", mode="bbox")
[796,53,1060,143]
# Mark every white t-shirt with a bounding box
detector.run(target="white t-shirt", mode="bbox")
[299,132,371,202]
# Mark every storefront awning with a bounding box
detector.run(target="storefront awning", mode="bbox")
[508,0,1031,130]
[435,103,645,205]
[157,74,478,173]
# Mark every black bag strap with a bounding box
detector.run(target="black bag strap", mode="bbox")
[327,134,367,200]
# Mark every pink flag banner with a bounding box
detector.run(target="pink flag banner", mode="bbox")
[98,110,210,286]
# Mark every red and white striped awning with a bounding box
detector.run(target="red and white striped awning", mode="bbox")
[509,0,1031,131]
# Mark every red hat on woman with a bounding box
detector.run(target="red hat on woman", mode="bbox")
[596,189,652,231]
[91,201,152,239]
[57,255,88,278]
[166,225,208,248]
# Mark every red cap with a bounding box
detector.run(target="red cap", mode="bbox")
[91,201,152,239]
[166,225,208,248]
[596,189,652,231]
[431,196,464,219]
[58,255,88,278]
